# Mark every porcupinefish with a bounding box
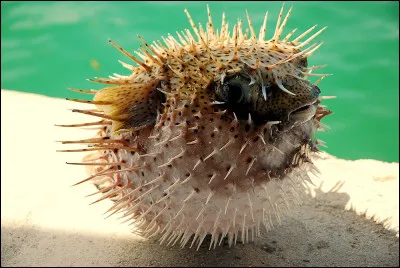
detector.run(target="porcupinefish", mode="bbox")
[58,4,333,250]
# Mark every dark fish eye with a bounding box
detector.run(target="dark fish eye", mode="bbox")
[216,75,249,105]
[221,83,244,104]
[212,74,253,120]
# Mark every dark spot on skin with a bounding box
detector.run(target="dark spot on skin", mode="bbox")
[113,149,119,153]
[211,133,215,138]
[226,165,231,172]
[194,187,200,193]
[141,172,145,177]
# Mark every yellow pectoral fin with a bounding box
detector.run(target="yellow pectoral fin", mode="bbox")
[93,80,160,132]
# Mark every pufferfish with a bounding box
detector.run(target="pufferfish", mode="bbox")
[58,4,333,250]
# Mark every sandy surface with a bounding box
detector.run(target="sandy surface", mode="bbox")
[1,89,399,267]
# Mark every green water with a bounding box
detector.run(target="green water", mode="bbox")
[1,1,399,162]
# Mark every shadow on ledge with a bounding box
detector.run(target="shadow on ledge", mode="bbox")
[1,187,398,267]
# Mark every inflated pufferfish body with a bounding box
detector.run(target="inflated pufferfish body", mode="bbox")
[60,5,333,250]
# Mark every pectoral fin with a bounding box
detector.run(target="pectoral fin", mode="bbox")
[94,80,160,133]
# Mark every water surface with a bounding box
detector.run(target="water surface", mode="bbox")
[1,1,398,162]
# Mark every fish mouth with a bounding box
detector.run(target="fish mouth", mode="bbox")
[289,101,318,124]
[277,100,318,132]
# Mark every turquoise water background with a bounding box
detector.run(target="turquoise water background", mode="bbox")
[1,1,399,162]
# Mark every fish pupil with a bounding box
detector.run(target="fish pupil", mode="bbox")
[223,84,244,104]
[216,81,252,120]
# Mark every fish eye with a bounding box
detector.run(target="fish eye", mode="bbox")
[216,75,249,105]
[212,74,254,120]
[220,83,244,104]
